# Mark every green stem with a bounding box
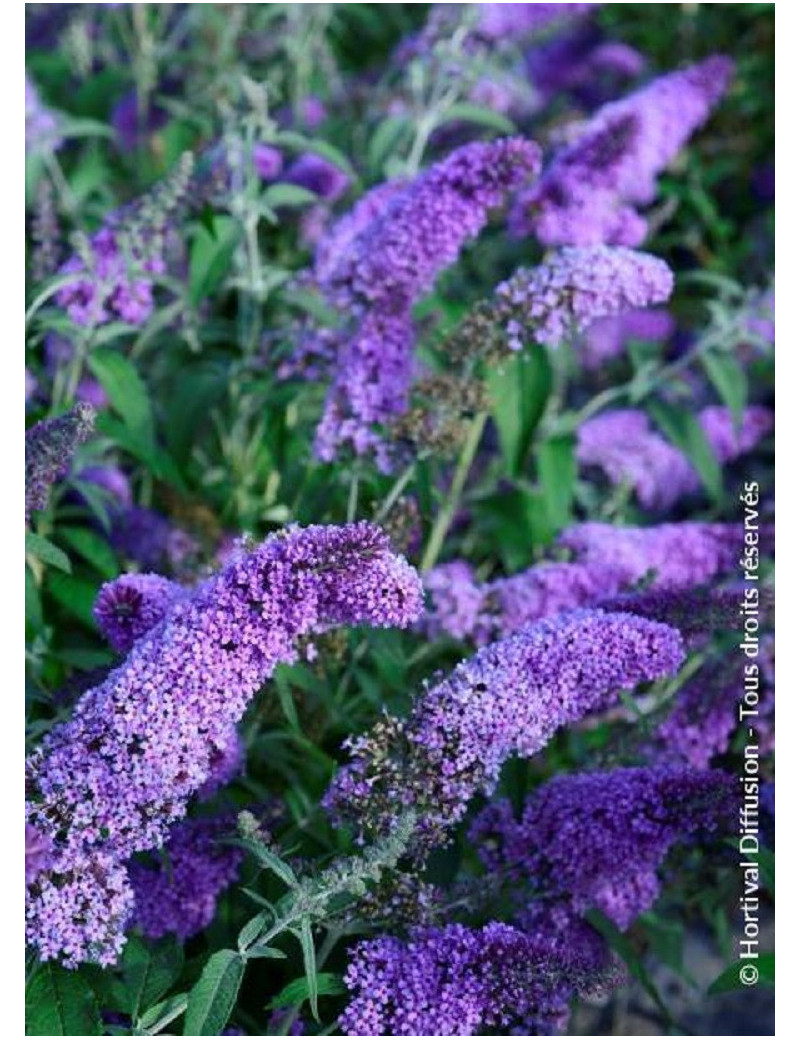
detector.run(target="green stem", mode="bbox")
[374,460,417,524]
[420,411,487,572]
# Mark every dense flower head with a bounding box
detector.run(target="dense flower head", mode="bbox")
[93,573,185,655]
[423,559,626,644]
[25,403,95,522]
[512,56,734,245]
[340,917,617,1036]
[329,139,541,310]
[311,138,541,461]
[129,816,243,941]
[470,766,735,928]
[494,247,674,349]
[326,610,684,851]
[579,307,675,369]
[577,406,773,510]
[25,523,423,965]
[558,521,745,590]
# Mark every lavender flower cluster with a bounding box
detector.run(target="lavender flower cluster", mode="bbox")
[26,523,423,965]
[576,405,773,510]
[470,766,734,927]
[129,815,243,942]
[326,609,684,851]
[512,56,735,246]
[310,138,541,462]
[340,917,618,1036]
[494,246,674,349]
[55,153,194,327]
[424,520,745,644]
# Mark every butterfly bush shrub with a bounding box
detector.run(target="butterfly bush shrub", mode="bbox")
[25,3,774,1036]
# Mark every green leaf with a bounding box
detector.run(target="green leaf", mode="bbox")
[26,565,43,629]
[236,838,299,889]
[647,398,723,502]
[59,525,118,579]
[299,916,319,1020]
[274,131,356,178]
[237,911,270,952]
[266,972,345,1012]
[25,532,71,573]
[88,348,155,449]
[538,435,577,530]
[188,217,241,306]
[640,912,685,975]
[487,343,551,476]
[26,963,103,1036]
[368,115,411,176]
[440,102,516,134]
[137,992,188,1035]
[115,936,184,1018]
[708,952,774,994]
[47,572,100,628]
[585,911,676,1025]
[701,350,748,424]
[246,945,287,961]
[183,950,244,1036]
[262,183,319,210]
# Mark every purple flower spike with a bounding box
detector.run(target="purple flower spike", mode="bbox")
[340,917,617,1036]
[495,246,674,349]
[558,521,745,590]
[424,559,626,644]
[25,404,95,522]
[471,766,735,928]
[326,610,684,849]
[26,522,422,966]
[311,138,541,462]
[577,406,773,510]
[512,56,734,246]
[285,153,350,201]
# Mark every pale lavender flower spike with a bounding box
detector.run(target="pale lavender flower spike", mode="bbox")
[311,138,542,463]
[512,56,734,246]
[495,246,674,349]
[326,609,684,849]
[26,522,423,966]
